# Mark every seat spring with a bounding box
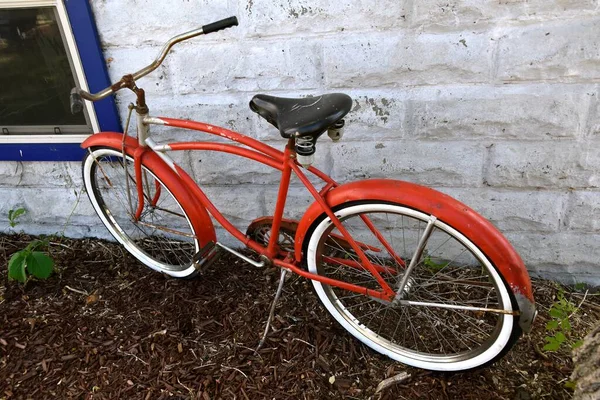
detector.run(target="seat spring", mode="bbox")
[295,136,315,156]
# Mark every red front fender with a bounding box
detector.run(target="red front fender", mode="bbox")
[81,133,217,247]
[294,179,535,331]
[81,132,140,151]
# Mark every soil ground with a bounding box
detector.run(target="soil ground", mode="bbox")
[1,234,598,399]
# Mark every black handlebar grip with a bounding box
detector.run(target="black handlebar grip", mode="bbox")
[70,88,84,114]
[202,16,238,34]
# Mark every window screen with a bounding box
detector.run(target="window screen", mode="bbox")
[0,7,92,135]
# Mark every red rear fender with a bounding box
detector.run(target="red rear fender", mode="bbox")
[294,179,535,331]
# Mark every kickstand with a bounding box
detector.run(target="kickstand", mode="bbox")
[256,269,289,351]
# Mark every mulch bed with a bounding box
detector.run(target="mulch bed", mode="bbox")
[1,234,598,399]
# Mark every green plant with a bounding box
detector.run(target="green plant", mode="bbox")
[8,207,26,228]
[543,290,583,351]
[8,240,54,283]
[423,255,446,271]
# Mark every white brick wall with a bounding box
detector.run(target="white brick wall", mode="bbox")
[2,1,600,284]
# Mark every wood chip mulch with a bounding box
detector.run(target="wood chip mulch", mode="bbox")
[1,234,598,399]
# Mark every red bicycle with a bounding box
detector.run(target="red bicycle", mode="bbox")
[72,16,536,372]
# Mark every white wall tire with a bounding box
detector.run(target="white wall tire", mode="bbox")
[82,147,199,278]
[304,201,519,372]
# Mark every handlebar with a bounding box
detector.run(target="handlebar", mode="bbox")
[72,16,238,107]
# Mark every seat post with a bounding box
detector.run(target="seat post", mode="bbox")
[266,138,295,257]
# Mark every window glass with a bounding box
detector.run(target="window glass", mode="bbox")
[0,7,90,133]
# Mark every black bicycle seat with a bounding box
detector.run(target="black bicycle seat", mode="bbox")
[249,93,352,138]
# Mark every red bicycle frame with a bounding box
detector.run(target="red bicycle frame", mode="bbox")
[142,117,397,301]
[81,115,535,325]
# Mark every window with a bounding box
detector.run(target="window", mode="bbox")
[0,0,120,161]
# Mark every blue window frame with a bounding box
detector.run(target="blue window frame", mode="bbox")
[0,0,120,161]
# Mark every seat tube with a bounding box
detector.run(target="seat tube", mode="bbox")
[267,138,295,257]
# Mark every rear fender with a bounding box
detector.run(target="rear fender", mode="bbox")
[81,133,216,247]
[294,179,535,332]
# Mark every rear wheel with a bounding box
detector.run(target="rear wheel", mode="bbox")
[82,147,199,278]
[304,201,520,371]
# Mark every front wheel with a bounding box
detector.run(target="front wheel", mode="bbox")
[303,201,521,372]
[82,147,200,278]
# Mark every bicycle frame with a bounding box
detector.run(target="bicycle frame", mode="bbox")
[82,113,536,330]
[114,115,399,301]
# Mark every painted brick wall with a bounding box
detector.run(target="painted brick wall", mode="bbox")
[2,0,600,284]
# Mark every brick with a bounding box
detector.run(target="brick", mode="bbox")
[104,46,173,97]
[412,1,598,32]
[323,31,492,88]
[244,0,408,37]
[330,141,485,186]
[439,187,566,232]
[523,0,599,18]
[507,232,600,285]
[344,93,407,140]
[263,185,320,221]
[411,84,586,139]
[89,1,238,47]
[0,161,81,188]
[170,39,322,94]
[585,85,600,136]
[496,18,600,82]
[486,141,600,188]
[564,191,600,232]
[190,147,281,185]
[412,1,512,31]
[0,223,108,240]
[0,188,98,228]
[136,94,256,141]
[199,185,265,227]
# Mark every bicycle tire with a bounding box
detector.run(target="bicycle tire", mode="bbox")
[303,200,521,372]
[82,146,200,278]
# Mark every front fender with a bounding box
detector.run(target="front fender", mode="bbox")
[81,133,217,247]
[81,132,140,151]
[295,179,535,332]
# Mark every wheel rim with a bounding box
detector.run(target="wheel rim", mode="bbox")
[84,148,199,273]
[306,203,514,371]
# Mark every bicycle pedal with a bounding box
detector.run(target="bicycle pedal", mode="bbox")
[192,241,221,271]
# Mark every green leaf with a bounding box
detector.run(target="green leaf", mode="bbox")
[572,340,584,349]
[12,208,26,219]
[543,337,560,351]
[8,252,27,282]
[26,252,54,279]
[574,282,586,291]
[560,318,572,332]
[564,381,577,390]
[555,331,566,344]
[423,256,446,271]
[545,320,559,330]
[8,208,26,227]
[549,308,566,319]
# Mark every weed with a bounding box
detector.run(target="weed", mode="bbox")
[7,239,54,283]
[543,289,583,351]
[8,207,26,228]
